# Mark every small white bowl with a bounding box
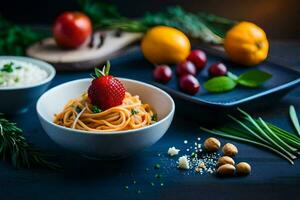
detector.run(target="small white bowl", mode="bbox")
[0,56,56,114]
[36,78,175,159]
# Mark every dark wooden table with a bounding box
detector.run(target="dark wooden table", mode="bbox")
[1,40,299,200]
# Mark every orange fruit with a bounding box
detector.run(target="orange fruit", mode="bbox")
[224,22,269,66]
[141,26,191,64]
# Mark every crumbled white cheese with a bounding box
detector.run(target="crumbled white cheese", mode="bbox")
[178,156,190,169]
[184,140,188,144]
[168,147,180,156]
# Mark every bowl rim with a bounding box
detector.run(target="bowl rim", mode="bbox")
[36,78,175,135]
[0,56,56,90]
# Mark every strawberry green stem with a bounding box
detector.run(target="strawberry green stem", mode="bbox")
[105,61,111,76]
[94,60,111,78]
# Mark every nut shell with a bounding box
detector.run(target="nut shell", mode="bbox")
[222,143,238,157]
[236,162,251,175]
[217,156,235,166]
[204,137,221,152]
[217,164,235,176]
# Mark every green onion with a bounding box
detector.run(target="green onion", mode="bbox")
[258,118,298,153]
[200,127,294,164]
[200,108,300,164]
[289,105,300,137]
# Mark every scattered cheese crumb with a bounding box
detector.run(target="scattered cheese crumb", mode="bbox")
[184,140,188,144]
[199,162,206,169]
[168,147,180,156]
[178,156,190,169]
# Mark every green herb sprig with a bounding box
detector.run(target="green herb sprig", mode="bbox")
[92,105,102,113]
[131,109,139,115]
[204,70,272,93]
[0,16,46,56]
[151,114,158,122]
[78,0,236,44]
[0,116,60,169]
[1,62,14,73]
[200,108,300,164]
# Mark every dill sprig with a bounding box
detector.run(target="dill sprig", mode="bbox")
[0,117,61,169]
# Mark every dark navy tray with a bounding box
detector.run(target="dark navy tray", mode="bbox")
[111,46,300,124]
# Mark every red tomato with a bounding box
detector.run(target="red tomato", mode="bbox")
[53,12,92,49]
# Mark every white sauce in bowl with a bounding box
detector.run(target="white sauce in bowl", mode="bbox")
[0,60,48,87]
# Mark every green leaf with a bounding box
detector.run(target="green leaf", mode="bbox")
[204,76,237,93]
[237,70,272,87]
[289,105,300,137]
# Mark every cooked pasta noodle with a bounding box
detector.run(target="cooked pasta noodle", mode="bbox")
[54,92,157,132]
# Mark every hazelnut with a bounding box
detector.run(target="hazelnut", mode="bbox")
[204,137,221,152]
[236,162,251,175]
[217,164,235,176]
[222,143,238,157]
[217,156,235,167]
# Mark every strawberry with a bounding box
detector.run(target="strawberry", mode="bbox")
[88,61,125,110]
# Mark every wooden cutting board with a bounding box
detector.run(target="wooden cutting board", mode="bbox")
[26,30,143,71]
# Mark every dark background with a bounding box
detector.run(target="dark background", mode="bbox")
[0,0,300,39]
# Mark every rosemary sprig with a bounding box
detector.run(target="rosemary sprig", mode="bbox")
[289,105,300,137]
[200,108,300,164]
[78,0,236,44]
[0,117,61,169]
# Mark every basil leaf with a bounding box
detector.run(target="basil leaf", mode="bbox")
[237,70,272,87]
[204,76,237,93]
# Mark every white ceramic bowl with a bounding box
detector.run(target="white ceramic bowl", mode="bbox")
[0,56,56,114]
[36,78,175,159]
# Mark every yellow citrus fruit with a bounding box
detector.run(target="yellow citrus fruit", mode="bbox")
[141,26,191,64]
[224,22,269,66]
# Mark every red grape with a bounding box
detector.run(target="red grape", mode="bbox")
[187,49,207,70]
[176,60,196,76]
[179,74,200,95]
[209,63,228,77]
[153,65,173,83]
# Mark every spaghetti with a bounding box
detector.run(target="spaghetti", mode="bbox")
[54,92,157,132]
